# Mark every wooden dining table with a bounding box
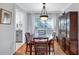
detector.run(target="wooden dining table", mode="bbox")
[29,36,54,55]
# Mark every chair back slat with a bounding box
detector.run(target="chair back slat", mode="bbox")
[25,32,30,43]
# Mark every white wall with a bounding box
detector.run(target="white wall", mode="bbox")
[27,13,35,34]
[0,3,16,55]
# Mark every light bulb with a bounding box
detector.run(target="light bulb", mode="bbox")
[40,17,48,20]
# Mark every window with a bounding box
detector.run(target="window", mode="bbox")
[34,16,56,37]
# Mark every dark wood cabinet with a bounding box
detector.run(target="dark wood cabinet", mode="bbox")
[68,12,78,55]
[58,12,78,55]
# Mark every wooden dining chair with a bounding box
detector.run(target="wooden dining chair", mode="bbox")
[33,37,49,55]
[49,34,55,55]
[49,38,55,55]
[25,32,31,54]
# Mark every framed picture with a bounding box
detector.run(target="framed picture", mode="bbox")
[38,30,46,35]
[0,8,12,24]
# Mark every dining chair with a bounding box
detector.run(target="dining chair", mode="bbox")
[49,38,55,55]
[49,33,56,55]
[25,32,31,54]
[33,37,49,55]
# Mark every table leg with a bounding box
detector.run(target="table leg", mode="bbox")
[30,43,32,55]
[49,43,50,55]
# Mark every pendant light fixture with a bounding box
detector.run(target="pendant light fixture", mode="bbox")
[40,3,48,20]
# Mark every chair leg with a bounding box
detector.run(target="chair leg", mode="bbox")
[46,48,47,55]
[53,41,55,55]
[30,44,32,55]
[49,43,50,55]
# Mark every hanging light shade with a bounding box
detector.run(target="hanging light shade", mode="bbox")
[40,3,48,20]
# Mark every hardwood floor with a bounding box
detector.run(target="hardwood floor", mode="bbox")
[15,40,66,55]
[54,41,66,55]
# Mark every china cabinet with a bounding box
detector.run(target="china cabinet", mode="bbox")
[58,12,78,55]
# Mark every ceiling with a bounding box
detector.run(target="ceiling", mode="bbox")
[16,3,72,13]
